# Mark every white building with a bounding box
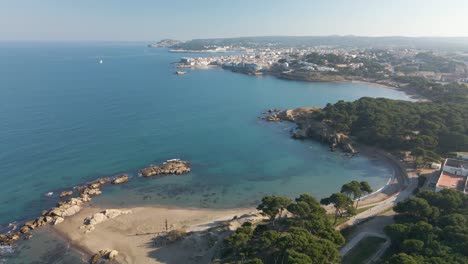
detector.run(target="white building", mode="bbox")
[435,158,468,193]
[454,152,468,161]
[443,159,468,176]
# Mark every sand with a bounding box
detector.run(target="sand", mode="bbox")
[52,206,257,264]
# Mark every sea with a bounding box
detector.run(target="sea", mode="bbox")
[0,42,413,263]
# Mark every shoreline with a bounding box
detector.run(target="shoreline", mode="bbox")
[7,148,402,263]
[51,205,257,263]
[356,145,408,206]
[177,62,429,102]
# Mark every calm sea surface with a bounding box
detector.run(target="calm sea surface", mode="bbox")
[0,43,412,262]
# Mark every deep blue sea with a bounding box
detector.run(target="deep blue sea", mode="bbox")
[0,42,413,262]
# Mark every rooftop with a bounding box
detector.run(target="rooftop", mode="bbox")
[436,171,467,192]
[445,158,468,169]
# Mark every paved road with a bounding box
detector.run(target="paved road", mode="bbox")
[338,173,418,230]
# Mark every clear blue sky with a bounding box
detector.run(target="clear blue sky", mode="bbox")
[1,0,467,41]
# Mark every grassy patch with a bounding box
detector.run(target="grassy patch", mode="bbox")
[356,205,375,214]
[342,236,387,264]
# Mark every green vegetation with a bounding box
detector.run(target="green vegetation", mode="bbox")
[314,97,468,155]
[340,181,373,208]
[321,193,356,225]
[341,236,386,264]
[383,189,468,263]
[392,76,468,103]
[219,194,344,264]
[415,52,467,74]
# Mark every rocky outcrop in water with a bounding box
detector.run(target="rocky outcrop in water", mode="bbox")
[59,190,73,198]
[262,107,358,154]
[9,177,112,243]
[111,174,129,184]
[1,158,191,246]
[0,233,20,246]
[140,160,191,177]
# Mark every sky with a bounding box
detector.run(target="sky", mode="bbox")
[1,0,468,41]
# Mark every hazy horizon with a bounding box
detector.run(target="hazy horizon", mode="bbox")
[1,0,468,41]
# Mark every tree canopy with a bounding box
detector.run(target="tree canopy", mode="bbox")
[220,194,344,264]
[313,97,468,155]
[383,189,468,263]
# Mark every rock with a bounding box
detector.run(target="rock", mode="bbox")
[112,175,129,184]
[80,187,102,196]
[80,194,92,202]
[140,166,160,177]
[140,160,191,177]
[81,209,132,233]
[33,216,48,227]
[24,220,36,229]
[53,217,64,225]
[49,204,81,217]
[103,209,131,218]
[265,115,280,122]
[59,190,73,198]
[20,226,31,234]
[84,212,107,226]
[108,250,119,259]
[0,233,21,246]
[67,197,84,206]
[90,253,102,264]
[88,182,101,189]
[91,249,119,263]
[99,249,118,259]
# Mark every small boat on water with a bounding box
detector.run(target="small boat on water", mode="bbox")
[99,59,103,64]
[175,71,187,75]
[45,192,53,197]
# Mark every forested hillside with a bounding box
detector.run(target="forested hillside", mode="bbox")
[313,98,468,155]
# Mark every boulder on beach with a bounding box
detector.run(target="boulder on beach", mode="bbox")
[91,249,119,263]
[81,209,132,233]
[49,204,81,218]
[53,217,64,225]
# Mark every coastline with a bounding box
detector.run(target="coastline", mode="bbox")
[356,145,408,206]
[51,205,257,264]
[176,62,429,102]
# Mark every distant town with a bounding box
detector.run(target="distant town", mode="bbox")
[171,45,468,86]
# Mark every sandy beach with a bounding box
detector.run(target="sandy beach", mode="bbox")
[52,206,258,264]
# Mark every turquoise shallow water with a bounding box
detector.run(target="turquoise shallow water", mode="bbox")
[0,42,412,262]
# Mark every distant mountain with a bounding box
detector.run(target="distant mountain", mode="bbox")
[172,36,468,51]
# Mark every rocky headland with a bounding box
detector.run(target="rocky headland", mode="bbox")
[261,107,357,154]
